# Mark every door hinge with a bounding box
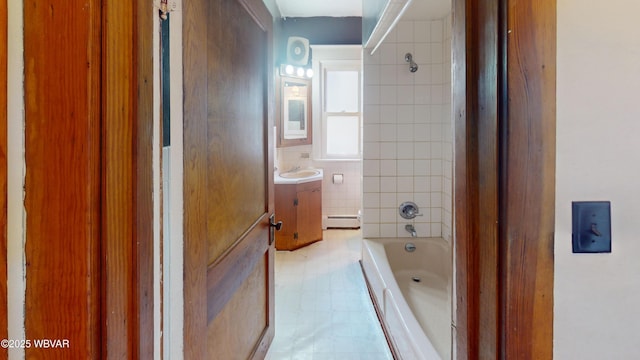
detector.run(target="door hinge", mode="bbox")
[293,198,298,206]
[294,232,298,240]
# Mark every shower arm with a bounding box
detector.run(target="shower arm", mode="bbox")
[404,53,418,72]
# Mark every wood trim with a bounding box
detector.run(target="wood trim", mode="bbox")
[135,1,156,358]
[23,1,102,358]
[22,1,153,358]
[102,1,155,358]
[475,0,501,357]
[501,0,556,357]
[102,0,136,355]
[258,0,277,355]
[454,0,555,358]
[452,0,470,355]
[102,0,155,358]
[454,0,501,357]
[0,0,8,357]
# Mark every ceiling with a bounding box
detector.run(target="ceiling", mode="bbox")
[274,0,451,20]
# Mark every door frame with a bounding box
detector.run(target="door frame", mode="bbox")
[0,0,8,357]
[20,0,155,357]
[11,0,556,357]
[101,1,155,357]
[453,0,556,358]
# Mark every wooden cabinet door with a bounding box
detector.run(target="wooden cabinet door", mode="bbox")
[297,183,323,245]
[183,0,275,358]
[275,181,322,250]
[275,184,298,249]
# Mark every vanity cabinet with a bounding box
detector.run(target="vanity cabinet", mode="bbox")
[275,180,322,250]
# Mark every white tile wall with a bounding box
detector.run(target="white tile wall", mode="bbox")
[362,17,453,240]
[441,13,453,242]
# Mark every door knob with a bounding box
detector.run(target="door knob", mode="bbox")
[270,220,283,231]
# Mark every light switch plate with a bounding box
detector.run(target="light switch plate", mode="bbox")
[572,201,611,253]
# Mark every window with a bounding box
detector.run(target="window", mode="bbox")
[320,64,362,159]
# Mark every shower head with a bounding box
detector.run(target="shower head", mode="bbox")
[405,53,418,73]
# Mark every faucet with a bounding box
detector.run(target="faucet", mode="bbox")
[405,224,417,237]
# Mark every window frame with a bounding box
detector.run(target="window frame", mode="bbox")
[317,60,362,160]
[309,45,362,162]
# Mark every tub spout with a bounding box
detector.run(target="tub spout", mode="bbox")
[405,224,417,237]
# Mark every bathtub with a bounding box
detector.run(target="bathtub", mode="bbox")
[361,237,452,359]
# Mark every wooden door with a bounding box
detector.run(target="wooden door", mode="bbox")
[183,0,275,358]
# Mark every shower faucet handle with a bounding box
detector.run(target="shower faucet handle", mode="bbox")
[399,201,422,219]
[406,207,422,217]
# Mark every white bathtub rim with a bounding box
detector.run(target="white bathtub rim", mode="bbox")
[385,288,441,360]
[362,237,448,360]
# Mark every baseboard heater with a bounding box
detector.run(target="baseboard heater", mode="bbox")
[323,215,361,229]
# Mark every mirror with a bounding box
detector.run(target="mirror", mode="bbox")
[278,76,312,147]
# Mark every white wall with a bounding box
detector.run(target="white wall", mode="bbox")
[151,1,186,358]
[361,17,452,239]
[555,0,640,358]
[159,2,185,359]
[7,1,26,359]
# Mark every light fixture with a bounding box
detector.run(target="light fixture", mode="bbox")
[285,64,294,75]
[280,64,313,79]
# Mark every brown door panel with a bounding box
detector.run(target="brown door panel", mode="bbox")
[207,219,270,322]
[183,0,275,358]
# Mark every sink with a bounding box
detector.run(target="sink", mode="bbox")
[275,168,323,184]
[278,169,321,179]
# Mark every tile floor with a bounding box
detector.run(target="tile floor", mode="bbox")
[265,229,393,360]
